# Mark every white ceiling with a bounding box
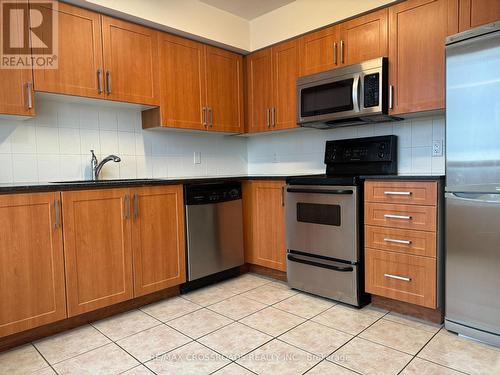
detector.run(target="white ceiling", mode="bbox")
[199,0,296,20]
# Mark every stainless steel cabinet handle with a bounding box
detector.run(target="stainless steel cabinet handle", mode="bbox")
[340,40,345,64]
[133,193,139,220]
[54,199,60,229]
[106,71,112,94]
[266,108,270,128]
[384,238,412,245]
[202,107,207,127]
[384,191,412,196]
[333,42,338,64]
[281,186,285,207]
[123,194,130,219]
[97,69,103,94]
[272,107,276,127]
[384,273,411,282]
[389,85,393,110]
[208,107,213,128]
[384,214,412,220]
[26,82,33,110]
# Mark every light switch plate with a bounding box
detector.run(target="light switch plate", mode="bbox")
[432,140,443,157]
[194,151,201,164]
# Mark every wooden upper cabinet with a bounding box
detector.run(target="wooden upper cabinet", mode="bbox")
[340,9,388,65]
[273,40,299,130]
[459,0,500,31]
[0,0,34,117]
[33,3,103,99]
[0,192,66,338]
[131,186,186,297]
[157,34,206,130]
[62,188,134,317]
[205,46,244,133]
[299,25,340,76]
[388,0,458,115]
[243,181,286,272]
[246,48,273,132]
[101,16,160,105]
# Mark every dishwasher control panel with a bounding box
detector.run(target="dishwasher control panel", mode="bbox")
[185,182,242,205]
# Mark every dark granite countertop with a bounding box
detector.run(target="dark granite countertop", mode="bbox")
[360,175,445,181]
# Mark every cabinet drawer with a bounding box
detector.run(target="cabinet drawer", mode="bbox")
[365,181,437,206]
[365,203,436,231]
[365,248,436,308]
[365,225,436,257]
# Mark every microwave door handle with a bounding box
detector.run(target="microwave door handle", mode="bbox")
[352,75,360,112]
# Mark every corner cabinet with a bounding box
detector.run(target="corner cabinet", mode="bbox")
[143,35,243,133]
[388,0,458,115]
[459,0,500,31]
[246,40,299,133]
[0,193,66,338]
[243,180,287,272]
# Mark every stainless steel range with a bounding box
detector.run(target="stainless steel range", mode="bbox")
[285,135,397,306]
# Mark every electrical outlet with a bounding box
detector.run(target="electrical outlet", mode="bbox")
[432,140,443,157]
[272,152,279,163]
[193,151,201,164]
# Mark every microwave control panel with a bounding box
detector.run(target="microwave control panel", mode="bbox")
[363,73,380,108]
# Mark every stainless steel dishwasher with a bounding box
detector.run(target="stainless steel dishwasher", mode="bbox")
[184,182,244,281]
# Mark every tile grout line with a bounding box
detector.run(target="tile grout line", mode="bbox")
[30,342,58,375]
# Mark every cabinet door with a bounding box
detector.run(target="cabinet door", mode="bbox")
[0,193,66,337]
[205,46,244,133]
[131,186,186,297]
[158,34,206,130]
[0,0,34,116]
[101,16,160,105]
[340,9,388,65]
[459,0,500,31]
[246,48,273,132]
[298,25,340,76]
[389,0,458,114]
[33,3,103,98]
[272,40,299,130]
[243,181,286,272]
[62,189,133,317]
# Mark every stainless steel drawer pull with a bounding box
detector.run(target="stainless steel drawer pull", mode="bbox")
[384,273,411,282]
[384,191,412,196]
[384,238,411,245]
[384,214,412,220]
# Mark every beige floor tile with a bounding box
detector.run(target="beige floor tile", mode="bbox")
[237,339,320,375]
[53,343,139,375]
[167,308,232,339]
[359,319,435,355]
[384,312,442,333]
[240,307,305,336]
[140,296,200,322]
[241,284,297,305]
[92,309,160,341]
[328,337,412,375]
[279,321,353,357]
[34,324,111,364]
[145,341,230,375]
[182,285,236,306]
[32,367,57,375]
[401,357,464,375]
[121,365,155,374]
[268,281,292,290]
[0,344,48,375]
[213,363,255,374]
[418,330,500,375]
[116,324,191,362]
[199,322,272,360]
[207,295,267,320]
[274,293,335,319]
[306,361,358,374]
[312,304,385,335]
[217,274,271,294]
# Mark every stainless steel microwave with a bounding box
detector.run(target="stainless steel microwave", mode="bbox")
[297,57,400,128]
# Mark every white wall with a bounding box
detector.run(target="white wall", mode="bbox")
[247,116,445,176]
[0,97,247,183]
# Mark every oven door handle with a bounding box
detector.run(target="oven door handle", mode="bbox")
[287,254,354,272]
[286,188,353,195]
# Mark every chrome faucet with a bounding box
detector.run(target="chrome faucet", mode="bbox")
[90,150,121,180]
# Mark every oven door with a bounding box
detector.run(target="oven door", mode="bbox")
[285,184,358,262]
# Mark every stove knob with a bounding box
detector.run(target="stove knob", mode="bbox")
[378,152,385,159]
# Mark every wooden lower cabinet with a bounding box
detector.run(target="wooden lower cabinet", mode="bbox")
[243,181,286,272]
[131,186,186,296]
[0,192,66,337]
[62,188,134,317]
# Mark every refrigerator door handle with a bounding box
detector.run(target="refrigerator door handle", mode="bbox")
[446,192,500,204]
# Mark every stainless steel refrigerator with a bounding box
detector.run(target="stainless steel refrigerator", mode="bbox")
[445,22,500,347]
